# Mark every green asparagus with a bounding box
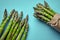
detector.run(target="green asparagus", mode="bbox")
[16,21,27,40]
[21,23,29,40]
[34,13,50,22]
[33,1,57,23]
[0,9,15,34]
[44,1,56,14]
[16,15,28,40]
[37,3,55,16]
[33,7,52,19]
[6,11,18,40]
[0,9,29,40]
[0,12,15,40]
[12,19,25,40]
[1,9,7,25]
[12,11,23,37]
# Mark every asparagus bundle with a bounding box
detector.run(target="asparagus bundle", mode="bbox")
[33,1,60,32]
[6,11,23,40]
[0,9,29,40]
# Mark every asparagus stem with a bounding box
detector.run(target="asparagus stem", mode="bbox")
[16,15,28,40]
[21,23,29,40]
[12,23,19,36]
[6,20,18,40]
[44,1,56,14]
[12,19,25,40]
[0,9,15,34]
[12,11,23,37]
[0,12,15,40]
[37,3,55,16]
[6,11,18,40]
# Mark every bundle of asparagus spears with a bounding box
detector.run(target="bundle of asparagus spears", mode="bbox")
[0,9,29,40]
[33,1,60,32]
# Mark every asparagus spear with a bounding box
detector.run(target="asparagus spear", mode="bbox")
[0,9,7,33]
[16,15,28,40]
[1,9,7,25]
[21,23,29,40]
[0,9,15,34]
[12,19,25,40]
[12,11,23,36]
[0,12,15,40]
[6,11,18,40]
[44,1,56,14]
[33,7,52,19]
[0,9,7,37]
[37,3,55,16]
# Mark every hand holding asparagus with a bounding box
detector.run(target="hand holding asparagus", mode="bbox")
[33,1,60,32]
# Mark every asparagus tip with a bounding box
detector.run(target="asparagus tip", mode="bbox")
[19,11,23,19]
[34,13,39,18]
[36,3,42,8]
[4,8,7,18]
[44,0,49,7]
[4,8,7,12]
[33,7,35,9]
[19,18,25,27]
[33,7,38,10]
[14,11,18,22]
[15,11,18,18]
[20,11,23,16]
[10,9,15,16]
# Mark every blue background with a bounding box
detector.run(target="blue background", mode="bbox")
[0,0,60,40]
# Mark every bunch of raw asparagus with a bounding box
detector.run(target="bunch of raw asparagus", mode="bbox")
[33,1,60,32]
[0,9,29,40]
[33,1,56,23]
